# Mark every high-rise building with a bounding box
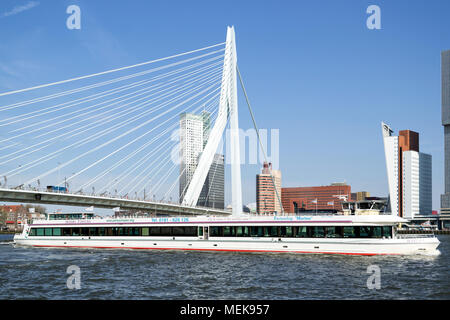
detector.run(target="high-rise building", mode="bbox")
[179,111,225,208]
[351,191,371,201]
[179,113,203,202]
[256,162,282,214]
[357,191,370,201]
[198,153,225,209]
[201,110,212,149]
[381,123,432,218]
[441,50,450,214]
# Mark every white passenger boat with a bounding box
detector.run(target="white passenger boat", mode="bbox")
[13,212,440,256]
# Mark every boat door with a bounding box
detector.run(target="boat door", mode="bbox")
[198,226,209,240]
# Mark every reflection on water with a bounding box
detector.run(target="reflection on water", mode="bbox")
[0,235,449,299]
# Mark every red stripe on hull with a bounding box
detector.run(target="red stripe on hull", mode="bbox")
[31,244,399,256]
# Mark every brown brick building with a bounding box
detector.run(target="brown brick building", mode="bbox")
[281,184,352,213]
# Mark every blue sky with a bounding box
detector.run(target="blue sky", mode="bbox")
[0,0,449,213]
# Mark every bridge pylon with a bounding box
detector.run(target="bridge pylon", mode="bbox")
[181,26,242,216]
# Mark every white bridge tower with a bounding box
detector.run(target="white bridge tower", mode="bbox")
[182,26,242,216]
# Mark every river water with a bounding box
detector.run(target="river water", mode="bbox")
[0,234,449,300]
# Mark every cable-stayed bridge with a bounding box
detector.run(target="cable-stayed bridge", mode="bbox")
[0,27,247,216]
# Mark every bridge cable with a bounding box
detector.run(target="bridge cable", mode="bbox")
[0,68,223,167]
[237,65,284,214]
[0,42,225,97]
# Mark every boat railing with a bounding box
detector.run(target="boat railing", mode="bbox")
[396,233,437,239]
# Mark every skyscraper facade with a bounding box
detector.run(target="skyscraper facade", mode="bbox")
[256,162,282,214]
[198,153,225,209]
[381,123,432,218]
[179,111,225,208]
[179,113,203,202]
[441,50,450,214]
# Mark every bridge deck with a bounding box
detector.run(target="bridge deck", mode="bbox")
[0,188,231,216]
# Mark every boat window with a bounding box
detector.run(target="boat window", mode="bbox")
[257,226,264,237]
[149,227,159,236]
[46,224,395,239]
[149,227,160,236]
[312,226,325,238]
[343,226,356,238]
[184,227,197,236]
[29,228,36,236]
[172,227,185,236]
[373,202,385,210]
[296,226,308,237]
[98,227,106,236]
[250,227,259,237]
[223,226,234,237]
[325,227,342,238]
[359,227,371,238]
[372,227,382,238]
[210,226,220,236]
[157,227,170,236]
[36,228,44,236]
[269,226,278,237]
[235,226,244,236]
[382,226,392,238]
[359,202,371,210]
[285,227,293,237]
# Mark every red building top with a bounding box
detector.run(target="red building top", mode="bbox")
[0,205,24,213]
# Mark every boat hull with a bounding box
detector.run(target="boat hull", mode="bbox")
[13,236,440,256]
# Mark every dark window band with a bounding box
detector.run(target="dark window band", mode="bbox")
[28,225,392,238]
